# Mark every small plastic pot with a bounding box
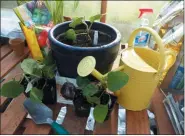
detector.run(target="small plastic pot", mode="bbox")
[21,76,57,105]
[73,89,91,117]
[93,91,117,121]
[104,93,117,121]
[9,38,25,56]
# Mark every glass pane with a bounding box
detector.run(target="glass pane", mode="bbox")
[106,1,168,43]
[1,1,18,8]
[64,1,101,19]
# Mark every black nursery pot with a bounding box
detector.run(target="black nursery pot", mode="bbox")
[73,89,91,117]
[94,91,117,121]
[103,93,117,121]
[48,21,121,78]
[21,77,57,105]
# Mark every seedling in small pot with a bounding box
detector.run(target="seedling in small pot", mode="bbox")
[75,56,129,123]
[1,48,57,104]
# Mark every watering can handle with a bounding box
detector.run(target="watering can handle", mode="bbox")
[127,27,175,78]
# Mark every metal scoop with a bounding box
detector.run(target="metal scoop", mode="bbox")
[23,98,69,135]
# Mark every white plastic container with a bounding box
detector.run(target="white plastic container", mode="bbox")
[134,8,153,47]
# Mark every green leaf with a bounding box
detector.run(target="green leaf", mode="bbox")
[82,84,99,97]
[86,96,100,105]
[1,80,24,98]
[65,29,76,41]
[89,14,105,23]
[107,71,129,92]
[73,0,79,11]
[44,0,64,24]
[76,76,90,88]
[69,17,84,28]
[21,58,42,77]
[33,67,42,77]
[42,64,56,79]
[42,50,55,66]
[30,87,43,103]
[93,104,108,123]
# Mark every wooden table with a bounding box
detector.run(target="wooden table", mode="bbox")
[0,44,177,135]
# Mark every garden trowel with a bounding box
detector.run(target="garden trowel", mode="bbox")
[23,98,69,135]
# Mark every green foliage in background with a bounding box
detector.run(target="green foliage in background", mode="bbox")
[16,0,80,25]
[44,0,79,24]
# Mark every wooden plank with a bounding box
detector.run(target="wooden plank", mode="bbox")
[173,94,184,102]
[0,94,27,134]
[62,105,88,134]
[151,88,175,134]
[84,130,93,135]
[126,110,150,134]
[23,104,63,135]
[0,97,12,113]
[14,127,26,135]
[0,47,29,79]
[0,45,13,60]
[100,0,107,23]
[94,104,119,134]
[0,65,23,112]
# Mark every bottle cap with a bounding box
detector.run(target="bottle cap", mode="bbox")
[138,8,153,18]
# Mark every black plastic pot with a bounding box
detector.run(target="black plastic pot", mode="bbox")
[73,89,91,117]
[94,91,117,121]
[21,77,57,105]
[48,21,121,78]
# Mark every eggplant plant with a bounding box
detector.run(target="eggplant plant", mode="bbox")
[65,14,106,43]
[75,71,129,123]
[0,49,56,103]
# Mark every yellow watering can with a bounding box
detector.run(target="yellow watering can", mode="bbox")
[77,27,176,111]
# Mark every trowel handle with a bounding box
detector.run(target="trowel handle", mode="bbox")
[50,121,69,135]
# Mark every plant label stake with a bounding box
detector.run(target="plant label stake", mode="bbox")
[77,27,177,111]
[93,31,98,46]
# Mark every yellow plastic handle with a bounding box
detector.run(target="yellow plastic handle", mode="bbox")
[160,50,176,74]
[128,27,166,75]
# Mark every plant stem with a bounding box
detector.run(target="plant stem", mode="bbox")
[76,33,88,35]
[82,21,92,42]
[24,74,30,82]
[88,23,93,33]
[99,90,105,99]
[82,22,89,33]
[42,79,47,91]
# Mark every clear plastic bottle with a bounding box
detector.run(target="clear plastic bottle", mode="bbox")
[134,8,153,47]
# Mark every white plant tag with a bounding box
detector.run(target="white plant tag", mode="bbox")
[56,106,67,125]
[93,31,98,46]
[25,82,33,93]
